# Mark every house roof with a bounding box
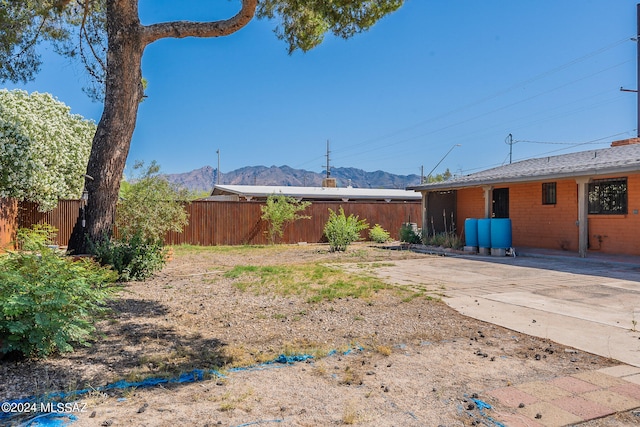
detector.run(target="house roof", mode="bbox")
[408,143,640,192]
[208,184,421,201]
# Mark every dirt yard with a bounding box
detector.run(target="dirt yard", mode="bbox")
[1,243,637,426]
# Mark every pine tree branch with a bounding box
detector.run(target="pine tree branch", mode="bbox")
[140,0,257,46]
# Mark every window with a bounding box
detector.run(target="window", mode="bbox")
[542,182,556,205]
[588,178,627,214]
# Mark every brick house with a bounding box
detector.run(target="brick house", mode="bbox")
[408,138,640,257]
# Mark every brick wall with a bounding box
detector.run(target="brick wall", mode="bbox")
[455,188,485,234]
[587,174,640,255]
[509,180,578,251]
[448,174,640,256]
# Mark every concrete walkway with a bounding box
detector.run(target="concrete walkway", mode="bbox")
[375,250,640,367]
[372,249,640,426]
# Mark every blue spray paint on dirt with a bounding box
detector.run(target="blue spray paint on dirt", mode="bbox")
[1,348,360,427]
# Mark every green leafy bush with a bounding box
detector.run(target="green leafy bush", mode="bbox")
[0,249,117,358]
[323,207,369,252]
[91,232,166,282]
[399,223,422,244]
[117,160,189,242]
[368,224,390,243]
[260,194,311,244]
[15,223,58,251]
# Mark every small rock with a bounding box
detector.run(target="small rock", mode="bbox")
[535,354,541,361]
[467,403,475,410]
[366,371,375,375]
[137,403,148,413]
[101,421,113,427]
[535,413,542,419]
[518,403,525,408]
[471,393,478,398]
[89,411,96,418]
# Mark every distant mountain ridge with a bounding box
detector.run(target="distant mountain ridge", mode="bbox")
[163,165,421,193]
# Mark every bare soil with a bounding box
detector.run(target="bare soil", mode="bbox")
[1,243,637,426]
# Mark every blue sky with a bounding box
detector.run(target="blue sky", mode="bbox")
[4,0,640,178]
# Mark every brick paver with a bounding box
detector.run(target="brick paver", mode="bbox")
[482,367,640,426]
[549,376,601,394]
[552,395,615,419]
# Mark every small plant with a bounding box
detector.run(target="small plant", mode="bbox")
[15,223,58,251]
[323,207,369,252]
[399,223,421,244]
[425,232,463,249]
[368,224,390,243]
[260,194,311,244]
[0,248,118,358]
[91,232,166,281]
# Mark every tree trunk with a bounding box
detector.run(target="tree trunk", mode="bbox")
[68,0,144,254]
[67,0,256,254]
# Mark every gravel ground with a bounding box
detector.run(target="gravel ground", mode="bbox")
[1,243,637,426]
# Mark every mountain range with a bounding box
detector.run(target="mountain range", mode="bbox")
[163,165,422,193]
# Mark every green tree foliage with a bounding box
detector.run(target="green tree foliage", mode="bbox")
[423,168,452,184]
[0,1,404,254]
[323,207,368,252]
[116,160,189,242]
[0,245,118,358]
[258,1,404,54]
[0,89,96,211]
[260,194,311,244]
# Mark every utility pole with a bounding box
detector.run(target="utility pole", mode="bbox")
[216,149,220,185]
[621,5,640,136]
[325,140,331,178]
[505,133,514,164]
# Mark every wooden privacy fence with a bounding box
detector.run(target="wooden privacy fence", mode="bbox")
[6,199,421,247]
[0,198,18,251]
[166,200,422,246]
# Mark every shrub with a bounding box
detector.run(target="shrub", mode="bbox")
[260,194,311,244]
[0,248,118,358]
[399,223,421,244]
[117,160,189,242]
[15,223,58,251]
[91,232,166,282]
[426,232,463,249]
[368,224,390,243]
[323,207,369,252]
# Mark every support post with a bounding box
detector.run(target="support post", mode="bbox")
[576,177,589,258]
[421,191,429,238]
[482,185,493,218]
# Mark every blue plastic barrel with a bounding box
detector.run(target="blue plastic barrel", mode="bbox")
[477,218,491,249]
[490,218,512,249]
[464,218,478,247]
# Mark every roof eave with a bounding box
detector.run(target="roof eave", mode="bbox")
[408,165,640,192]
